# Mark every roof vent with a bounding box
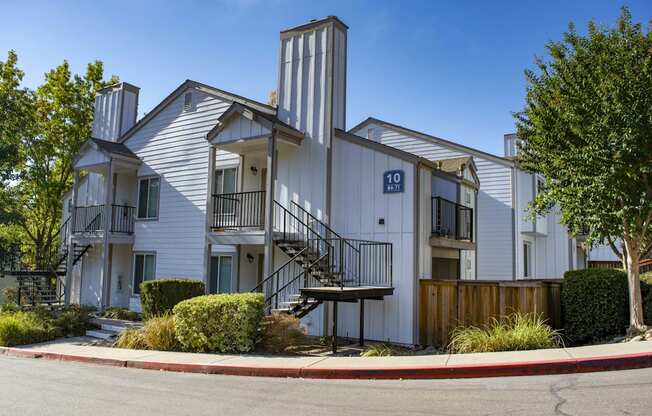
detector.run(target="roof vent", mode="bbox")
[183,92,194,112]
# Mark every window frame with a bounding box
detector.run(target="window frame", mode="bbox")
[132,251,156,296]
[210,254,234,294]
[523,241,533,278]
[213,167,239,216]
[136,175,161,220]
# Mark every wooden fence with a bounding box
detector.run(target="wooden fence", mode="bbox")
[419,279,563,347]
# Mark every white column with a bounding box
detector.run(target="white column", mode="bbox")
[203,146,216,293]
[263,131,277,279]
[100,160,114,310]
[64,169,80,305]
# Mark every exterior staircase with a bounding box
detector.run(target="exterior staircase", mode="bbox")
[253,201,392,319]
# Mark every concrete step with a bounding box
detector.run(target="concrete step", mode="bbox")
[85,329,118,340]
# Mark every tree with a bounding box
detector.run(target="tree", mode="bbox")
[0,50,117,263]
[515,7,652,331]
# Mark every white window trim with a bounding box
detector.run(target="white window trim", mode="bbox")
[213,166,239,194]
[131,251,156,296]
[136,175,161,221]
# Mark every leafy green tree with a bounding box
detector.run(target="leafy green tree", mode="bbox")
[0,50,117,263]
[515,8,651,331]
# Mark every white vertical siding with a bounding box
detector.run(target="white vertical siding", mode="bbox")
[331,136,415,345]
[92,86,138,142]
[356,123,513,280]
[125,89,232,280]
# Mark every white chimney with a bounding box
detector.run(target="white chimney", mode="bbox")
[275,16,348,218]
[91,82,139,142]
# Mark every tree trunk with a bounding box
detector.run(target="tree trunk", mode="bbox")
[624,243,646,332]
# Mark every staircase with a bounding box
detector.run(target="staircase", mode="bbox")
[3,218,91,308]
[253,201,392,319]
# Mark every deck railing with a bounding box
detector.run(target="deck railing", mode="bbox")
[431,196,473,241]
[211,191,266,230]
[73,204,135,234]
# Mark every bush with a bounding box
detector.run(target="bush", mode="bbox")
[2,287,17,304]
[140,279,205,320]
[641,272,652,325]
[174,293,264,353]
[361,344,394,357]
[0,311,55,346]
[53,305,95,337]
[114,328,147,350]
[142,315,180,351]
[258,313,307,353]
[0,303,20,314]
[563,269,629,344]
[103,307,139,321]
[449,313,560,353]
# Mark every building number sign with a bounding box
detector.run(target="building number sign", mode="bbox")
[383,170,404,193]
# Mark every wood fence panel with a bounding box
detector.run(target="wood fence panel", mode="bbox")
[419,279,563,347]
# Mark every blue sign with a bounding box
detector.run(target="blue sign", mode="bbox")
[383,170,404,193]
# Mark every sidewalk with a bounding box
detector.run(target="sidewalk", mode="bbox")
[2,338,651,379]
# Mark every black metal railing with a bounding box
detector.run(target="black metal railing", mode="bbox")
[110,205,135,234]
[253,201,393,312]
[72,204,135,234]
[431,196,473,241]
[73,205,104,233]
[211,191,266,230]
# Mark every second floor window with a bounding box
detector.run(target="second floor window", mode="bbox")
[214,168,237,194]
[138,177,160,219]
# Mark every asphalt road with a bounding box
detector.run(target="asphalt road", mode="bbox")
[1,355,651,416]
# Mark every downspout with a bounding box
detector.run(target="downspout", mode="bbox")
[511,166,517,280]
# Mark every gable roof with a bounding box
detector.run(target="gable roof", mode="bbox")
[118,79,275,144]
[348,117,514,168]
[206,102,303,143]
[89,137,138,159]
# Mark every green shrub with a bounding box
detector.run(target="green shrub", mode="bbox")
[174,293,264,353]
[258,313,307,353]
[114,328,147,350]
[641,272,652,325]
[2,287,17,304]
[103,307,139,321]
[53,305,95,337]
[0,311,56,346]
[142,314,180,351]
[0,303,20,314]
[563,269,629,344]
[140,279,205,320]
[449,313,560,353]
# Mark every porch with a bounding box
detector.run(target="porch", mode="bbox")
[430,196,475,250]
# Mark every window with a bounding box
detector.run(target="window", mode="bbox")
[523,242,532,278]
[536,177,545,195]
[133,253,155,295]
[464,190,472,205]
[183,92,194,112]
[214,168,238,215]
[137,177,160,219]
[209,255,233,294]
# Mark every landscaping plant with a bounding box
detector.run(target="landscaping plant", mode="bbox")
[139,279,205,320]
[103,307,139,321]
[515,7,652,332]
[258,313,307,353]
[448,313,560,353]
[0,310,56,346]
[173,293,264,353]
[360,344,394,357]
[114,328,147,350]
[141,314,180,351]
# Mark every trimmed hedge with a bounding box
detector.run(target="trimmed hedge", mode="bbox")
[140,279,205,320]
[563,269,641,344]
[173,293,264,353]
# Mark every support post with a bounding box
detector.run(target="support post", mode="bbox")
[204,145,216,291]
[100,160,114,311]
[332,301,338,354]
[64,169,80,305]
[263,131,277,281]
[359,299,365,347]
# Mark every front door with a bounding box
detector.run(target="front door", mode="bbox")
[209,255,233,294]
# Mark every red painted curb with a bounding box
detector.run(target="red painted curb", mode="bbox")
[2,346,651,380]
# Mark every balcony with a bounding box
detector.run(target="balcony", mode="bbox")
[210,191,266,244]
[430,196,475,250]
[72,204,135,235]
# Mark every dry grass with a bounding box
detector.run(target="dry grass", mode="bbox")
[258,313,307,353]
[114,314,179,351]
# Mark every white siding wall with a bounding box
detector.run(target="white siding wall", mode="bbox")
[357,124,512,280]
[92,86,138,142]
[80,245,103,307]
[125,89,233,281]
[331,136,416,345]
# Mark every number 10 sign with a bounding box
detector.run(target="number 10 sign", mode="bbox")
[383,170,404,193]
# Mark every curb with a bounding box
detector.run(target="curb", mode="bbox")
[1,346,651,380]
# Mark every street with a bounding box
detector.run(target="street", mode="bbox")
[1,356,651,415]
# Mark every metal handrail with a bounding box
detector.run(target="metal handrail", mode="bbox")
[252,247,308,293]
[431,196,473,241]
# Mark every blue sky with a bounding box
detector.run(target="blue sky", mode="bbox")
[2,1,650,155]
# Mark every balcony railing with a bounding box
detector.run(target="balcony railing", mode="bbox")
[431,196,473,241]
[211,191,266,230]
[73,205,135,234]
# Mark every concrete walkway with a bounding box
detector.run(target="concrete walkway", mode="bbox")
[1,338,651,379]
